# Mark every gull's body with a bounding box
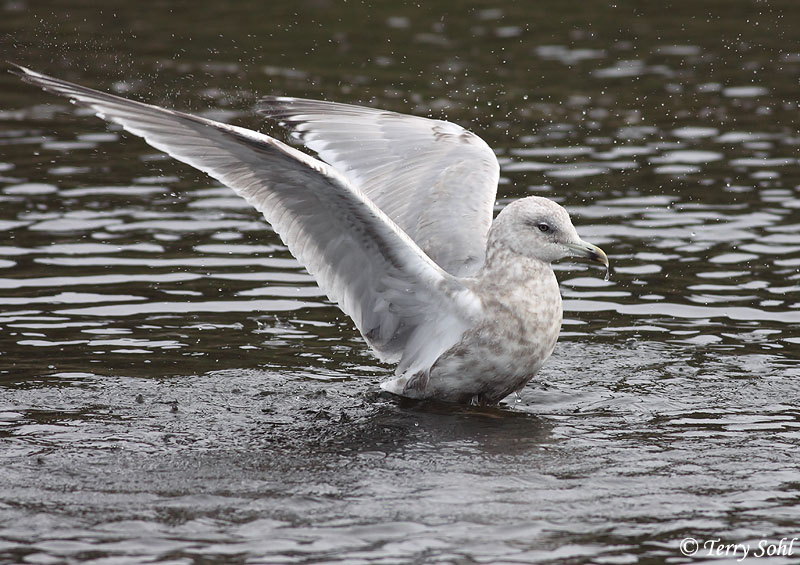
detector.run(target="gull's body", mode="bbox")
[12,64,608,405]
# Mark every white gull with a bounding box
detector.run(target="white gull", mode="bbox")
[12,64,608,405]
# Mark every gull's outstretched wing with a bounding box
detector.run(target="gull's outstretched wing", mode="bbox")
[12,65,481,374]
[258,97,500,277]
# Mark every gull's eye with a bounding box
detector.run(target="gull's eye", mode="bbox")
[537,223,550,233]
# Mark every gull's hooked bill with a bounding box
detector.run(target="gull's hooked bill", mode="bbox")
[564,241,609,267]
[565,240,610,281]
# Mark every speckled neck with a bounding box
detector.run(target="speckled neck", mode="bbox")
[477,238,554,287]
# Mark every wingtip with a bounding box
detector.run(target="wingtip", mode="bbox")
[260,95,297,103]
[258,95,297,108]
[7,61,28,76]
[257,95,297,111]
[7,62,46,82]
[257,96,304,120]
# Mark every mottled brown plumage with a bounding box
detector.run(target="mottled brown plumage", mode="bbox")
[380,198,604,404]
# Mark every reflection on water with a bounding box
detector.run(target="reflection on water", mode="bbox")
[1,0,800,563]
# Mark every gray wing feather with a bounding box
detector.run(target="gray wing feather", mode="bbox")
[13,65,481,374]
[258,97,500,276]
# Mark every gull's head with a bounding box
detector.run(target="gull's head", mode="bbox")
[489,196,608,268]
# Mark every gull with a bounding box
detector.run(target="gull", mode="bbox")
[11,64,608,405]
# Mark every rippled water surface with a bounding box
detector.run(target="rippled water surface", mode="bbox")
[2,1,800,563]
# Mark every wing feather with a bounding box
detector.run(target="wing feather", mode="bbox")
[12,65,481,374]
[258,96,500,276]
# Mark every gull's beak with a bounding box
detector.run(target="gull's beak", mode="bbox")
[564,240,609,268]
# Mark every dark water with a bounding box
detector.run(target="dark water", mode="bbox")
[2,1,800,563]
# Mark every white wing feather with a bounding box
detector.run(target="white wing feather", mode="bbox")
[13,65,481,375]
[258,97,500,276]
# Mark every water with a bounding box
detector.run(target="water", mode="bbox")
[2,1,800,563]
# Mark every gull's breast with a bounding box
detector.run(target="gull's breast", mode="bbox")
[406,276,564,404]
